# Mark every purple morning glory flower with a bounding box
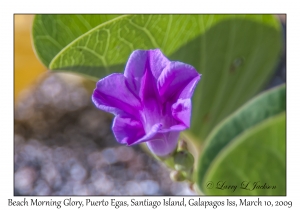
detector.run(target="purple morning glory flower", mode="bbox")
[92,49,201,157]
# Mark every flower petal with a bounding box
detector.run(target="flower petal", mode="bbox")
[124,49,170,100]
[112,115,145,144]
[147,49,171,79]
[157,62,201,102]
[127,123,162,145]
[146,131,180,157]
[171,98,192,128]
[92,73,141,117]
[123,50,148,98]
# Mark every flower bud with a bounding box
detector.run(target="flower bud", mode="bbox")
[174,150,194,171]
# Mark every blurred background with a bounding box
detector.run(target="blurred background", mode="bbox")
[14,15,286,195]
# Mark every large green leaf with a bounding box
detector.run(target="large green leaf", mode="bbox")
[196,85,286,195]
[176,17,282,141]
[32,15,282,142]
[32,14,120,66]
[201,113,286,195]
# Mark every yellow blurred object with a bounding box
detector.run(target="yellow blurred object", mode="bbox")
[14,15,46,101]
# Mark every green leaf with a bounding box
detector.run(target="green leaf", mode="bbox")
[182,16,282,141]
[196,85,286,195]
[201,112,286,195]
[32,15,282,142]
[48,15,232,79]
[32,14,120,67]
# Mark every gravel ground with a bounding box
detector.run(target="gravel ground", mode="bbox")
[14,73,195,196]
